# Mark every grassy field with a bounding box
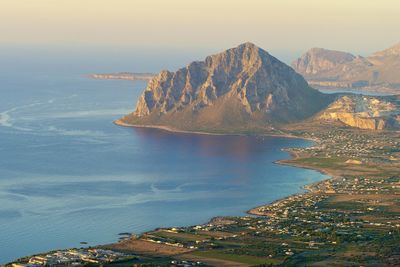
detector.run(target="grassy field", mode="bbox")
[151,230,210,242]
[191,250,273,265]
[290,157,344,168]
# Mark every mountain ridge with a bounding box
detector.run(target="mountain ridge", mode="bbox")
[292,42,400,90]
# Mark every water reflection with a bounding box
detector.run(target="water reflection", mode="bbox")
[133,127,266,162]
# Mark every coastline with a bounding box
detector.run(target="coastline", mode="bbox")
[114,119,331,218]
[9,124,400,266]
[248,147,334,216]
[246,173,332,217]
[113,121,332,224]
[102,122,336,265]
[8,122,331,265]
[113,119,317,141]
[113,119,232,136]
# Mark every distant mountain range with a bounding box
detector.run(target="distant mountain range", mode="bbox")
[292,43,400,93]
[117,43,400,131]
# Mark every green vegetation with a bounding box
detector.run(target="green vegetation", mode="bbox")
[292,157,343,168]
[192,250,270,265]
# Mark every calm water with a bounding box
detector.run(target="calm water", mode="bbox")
[0,50,328,263]
[318,88,395,96]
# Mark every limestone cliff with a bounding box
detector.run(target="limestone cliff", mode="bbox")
[317,95,400,130]
[119,42,334,131]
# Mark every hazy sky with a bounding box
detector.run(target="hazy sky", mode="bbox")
[1,0,399,55]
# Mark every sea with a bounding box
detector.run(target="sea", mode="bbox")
[0,47,328,263]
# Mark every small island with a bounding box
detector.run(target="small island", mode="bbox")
[88,72,155,81]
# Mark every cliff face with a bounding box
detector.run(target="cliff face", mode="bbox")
[317,95,400,130]
[119,42,334,131]
[292,43,400,90]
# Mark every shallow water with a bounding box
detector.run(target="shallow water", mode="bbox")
[0,54,328,264]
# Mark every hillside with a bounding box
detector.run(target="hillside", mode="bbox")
[316,95,400,130]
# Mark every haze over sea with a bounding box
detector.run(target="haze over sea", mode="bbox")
[0,47,327,263]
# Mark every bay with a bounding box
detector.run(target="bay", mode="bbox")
[0,51,327,263]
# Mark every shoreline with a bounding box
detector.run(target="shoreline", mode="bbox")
[115,119,331,219]
[113,120,332,227]
[247,150,334,216]
[103,122,337,265]
[113,119,317,141]
[7,122,330,265]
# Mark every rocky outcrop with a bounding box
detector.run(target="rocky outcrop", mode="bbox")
[292,42,400,91]
[119,42,334,131]
[317,95,400,130]
[292,48,355,76]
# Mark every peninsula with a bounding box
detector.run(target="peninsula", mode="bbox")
[88,72,155,81]
[7,43,400,267]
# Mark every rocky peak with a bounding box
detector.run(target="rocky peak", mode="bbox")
[120,42,334,130]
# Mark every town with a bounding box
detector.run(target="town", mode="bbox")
[10,249,135,267]
[9,248,206,267]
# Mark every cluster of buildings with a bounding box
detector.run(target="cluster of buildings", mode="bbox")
[253,176,399,230]
[170,260,205,266]
[12,249,133,267]
[298,129,400,163]
[314,176,400,195]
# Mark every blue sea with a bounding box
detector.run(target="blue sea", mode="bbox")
[0,47,328,263]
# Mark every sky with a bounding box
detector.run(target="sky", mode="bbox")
[1,0,399,63]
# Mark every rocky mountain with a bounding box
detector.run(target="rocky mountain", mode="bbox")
[316,95,400,130]
[292,43,400,91]
[117,42,334,131]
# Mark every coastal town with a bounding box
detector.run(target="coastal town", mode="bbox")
[8,248,205,267]
[9,249,132,267]
[288,128,400,164]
